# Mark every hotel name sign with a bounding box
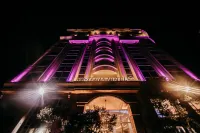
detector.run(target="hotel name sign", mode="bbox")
[76,76,135,81]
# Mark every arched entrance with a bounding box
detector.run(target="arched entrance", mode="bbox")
[84,96,137,133]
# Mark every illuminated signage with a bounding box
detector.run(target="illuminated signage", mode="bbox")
[76,76,135,81]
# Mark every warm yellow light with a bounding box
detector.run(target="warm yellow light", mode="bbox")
[185,86,190,92]
[85,96,128,110]
[38,87,44,95]
[91,70,118,78]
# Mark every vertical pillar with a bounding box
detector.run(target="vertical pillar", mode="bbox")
[67,44,87,81]
[84,41,96,78]
[113,41,127,78]
[121,44,145,81]
[11,44,56,82]
[143,50,174,81]
[38,44,69,82]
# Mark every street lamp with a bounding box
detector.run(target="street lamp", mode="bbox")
[38,87,45,106]
[38,87,45,96]
[185,87,190,93]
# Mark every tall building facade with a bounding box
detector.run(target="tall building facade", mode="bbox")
[2,28,200,133]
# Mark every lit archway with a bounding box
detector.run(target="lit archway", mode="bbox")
[84,96,137,133]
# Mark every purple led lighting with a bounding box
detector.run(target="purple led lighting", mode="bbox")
[11,67,32,82]
[94,54,114,60]
[120,40,139,44]
[95,57,114,62]
[136,36,155,44]
[69,40,89,44]
[11,45,54,82]
[89,35,119,42]
[40,67,56,82]
[93,65,117,72]
[67,45,88,82]
[167,55,199,81]
[38,45,69,82]
[121,44,146,81]
[96,49,113,54]
[95,46,113,52]
[67,67,77,82]
[178,64,200,81]
[155,66,167,77]
[148,37,156,43]
[96,41,111,46]
[148,53,174,81]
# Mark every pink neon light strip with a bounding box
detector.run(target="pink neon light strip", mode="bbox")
[67,45,87,81]
[89,35,119,42]
[172,60,200,81]
[95,57,114,62]
[136,36,155,43]
[96,49,113,54]
[96,41,111,46]
[148,53,174,81]
[121,44,146,81]
[38,45,68,82]
[119,40,139,44]
[95,46,113,52]
[11,45,55,82]
[93,65,117,71]
[94,54,114,60]
[69,40,89,44]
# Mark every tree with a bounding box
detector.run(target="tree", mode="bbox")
[37,106,64,132]
[64,106,117,133]
[37,106,117,133]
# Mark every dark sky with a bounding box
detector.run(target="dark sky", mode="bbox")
[1,15,200,87]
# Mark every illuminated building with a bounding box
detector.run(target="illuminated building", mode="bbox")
[2,28,200,133]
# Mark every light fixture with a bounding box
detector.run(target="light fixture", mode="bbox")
[38,87,45,96]
[185,86,190,92]
[165,77,169,81]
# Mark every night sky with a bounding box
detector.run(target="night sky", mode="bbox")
[1,15,200,87]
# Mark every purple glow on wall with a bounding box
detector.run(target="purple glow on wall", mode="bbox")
[69,40,89,44]
[148,37,156,43]
[40,68,56,82]
[121,44,146,81]
[95,57,114,62]
[155,66,167,77]
[92,65,117,72]
[136,36,155,43]
[38,45,68,82]
[11,45,54,82]
[89,35,119,42]
[94,54,114,60]
[95,46,113,52]
[67,45,88,81]
[178,64,200,81]
[148,53,174,81]
[96,49,113,54]
[168,55,200,81]
[119,40,139,44]
[11,67,32,82]
[96,41,111,46]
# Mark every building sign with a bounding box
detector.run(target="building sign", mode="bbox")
[76,76,135,81]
